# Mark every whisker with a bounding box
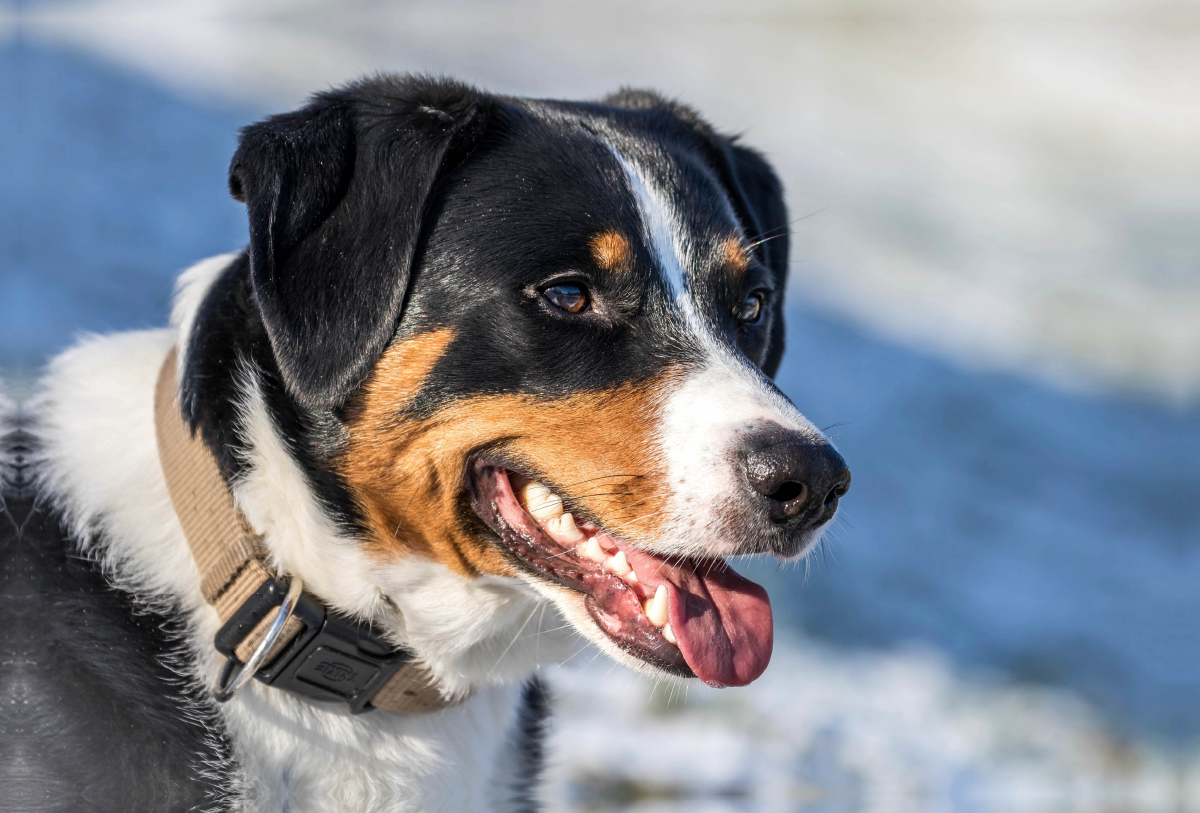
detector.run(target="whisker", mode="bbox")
[564,490,636,501]
[608,497,653,517]
[542,544,586,561]
[557,473,645,489]
[603,509,664,534]
[746,208,829,249]
[535,603,547,661]
[538,511,665,562]
[393,488,420,537]
[559,642,591,667]
[489,604,539,676]
[520,622,574,639]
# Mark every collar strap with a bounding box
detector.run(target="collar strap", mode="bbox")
[154,348,463,714]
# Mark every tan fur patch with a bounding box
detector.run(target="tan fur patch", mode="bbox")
[722,236,751,278]
[590,231,632,273]
[340,330,674,579]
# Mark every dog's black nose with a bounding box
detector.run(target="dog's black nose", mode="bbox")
[744,432,851,528]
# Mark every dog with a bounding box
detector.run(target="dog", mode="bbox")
[3,75,850,812]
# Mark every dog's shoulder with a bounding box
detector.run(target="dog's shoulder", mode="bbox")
[1,420,238,812]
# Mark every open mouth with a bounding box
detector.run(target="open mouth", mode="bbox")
[469,461,773,687]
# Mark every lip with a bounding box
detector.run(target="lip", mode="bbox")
[467,458,693,677]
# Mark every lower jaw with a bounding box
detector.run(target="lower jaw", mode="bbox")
[583,595,693,677]
[470,462,693,678]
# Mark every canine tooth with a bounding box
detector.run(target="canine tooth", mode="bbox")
[520,481,563,521]
[645,584,668,628]
[605,551,632,576]
[581,537,607,563]
[662,623,677,645]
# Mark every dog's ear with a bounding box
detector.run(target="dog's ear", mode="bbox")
[229,78,490,412]
[603,89,791,377]
[717,142,789,377]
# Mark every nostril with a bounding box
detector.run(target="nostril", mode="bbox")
[767,481,806,505]
[824,480,850,508]
[744,433,850,528]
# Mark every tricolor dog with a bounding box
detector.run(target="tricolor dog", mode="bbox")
[5,76,850,811]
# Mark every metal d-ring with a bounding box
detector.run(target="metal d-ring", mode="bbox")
[213,575,304,703]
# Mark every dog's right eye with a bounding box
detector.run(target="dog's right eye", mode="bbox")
[543,284,590,314]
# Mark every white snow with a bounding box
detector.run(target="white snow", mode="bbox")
[542,637,1198,812]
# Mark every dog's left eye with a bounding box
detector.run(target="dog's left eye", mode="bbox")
[738,292,765,324]
[543,284,590,314]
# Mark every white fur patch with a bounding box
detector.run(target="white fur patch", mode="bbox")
[33,255,567,812]
[611,147,710,344]
[172,251,240,371]
[35,327,206,608]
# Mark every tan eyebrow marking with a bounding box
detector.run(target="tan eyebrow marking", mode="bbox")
[722,236,751,278]
[590,230,632,273]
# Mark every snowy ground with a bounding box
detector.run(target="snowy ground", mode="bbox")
[542,639,1199,813]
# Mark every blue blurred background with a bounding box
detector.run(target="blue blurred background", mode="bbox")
[3,1,1198,809]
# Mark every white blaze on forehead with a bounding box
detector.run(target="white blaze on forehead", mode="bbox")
[611,146,827,558]
[610,148,710,340]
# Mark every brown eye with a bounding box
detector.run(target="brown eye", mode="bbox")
[738,292,764,324]
[544,284,590,314]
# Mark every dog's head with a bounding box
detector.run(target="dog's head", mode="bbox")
[190,76,848,690]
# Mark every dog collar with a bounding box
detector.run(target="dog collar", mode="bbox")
[154,348,464,715]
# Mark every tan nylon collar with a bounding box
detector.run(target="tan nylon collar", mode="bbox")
[154,347,461,714]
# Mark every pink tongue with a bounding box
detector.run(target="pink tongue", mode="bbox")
[620,545,773,687]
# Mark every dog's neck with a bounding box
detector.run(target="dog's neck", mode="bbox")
[35,255,563,812]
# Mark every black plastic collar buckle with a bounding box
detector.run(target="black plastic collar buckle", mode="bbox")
[214,577,412,713]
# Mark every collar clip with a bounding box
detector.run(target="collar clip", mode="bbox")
[214,576,412,713]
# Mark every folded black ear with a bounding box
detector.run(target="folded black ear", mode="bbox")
[602,89,791,376]
[718,141,790,377]
[229,77,490,412]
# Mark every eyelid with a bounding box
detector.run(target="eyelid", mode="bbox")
[538,271,591,288]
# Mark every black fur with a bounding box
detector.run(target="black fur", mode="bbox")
[182,75,791,545]
[0,421,235,812]
[506,677,552,813]
[22,74,791,809]
[228,76,492,413]
[600,88,791,376]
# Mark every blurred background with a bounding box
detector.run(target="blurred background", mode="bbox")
[2,0,1198,809]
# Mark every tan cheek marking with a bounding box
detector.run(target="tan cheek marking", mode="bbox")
[590,230,632,273]
[340,345,677,579]
[722,237,750,279]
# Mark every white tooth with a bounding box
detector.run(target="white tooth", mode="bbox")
[557,513,584,542]
[662,623,677,645]
[545,512,583,543]
[581,537,607,563]
[605,551,632,576]
[520,481,563,521]
[646,584,668,628]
